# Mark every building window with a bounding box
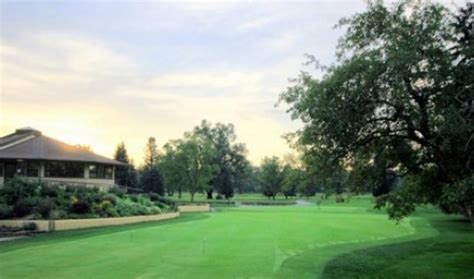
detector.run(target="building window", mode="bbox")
[10,161,39,177]
[89,164,113,179]
[16,160,26,176]
[45,161,84,178]
[26,162,39,177]
[26,161,39,177]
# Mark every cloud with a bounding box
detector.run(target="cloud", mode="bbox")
[148,71,262,90]
[33,33,134,75]
[1,31,298,165]
[1,32,137,103]
[237,16,280,32]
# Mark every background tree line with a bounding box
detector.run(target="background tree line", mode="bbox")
[113,120,254,201]
[113,120,331,202]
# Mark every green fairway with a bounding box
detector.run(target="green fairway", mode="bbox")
[0,197,473,278]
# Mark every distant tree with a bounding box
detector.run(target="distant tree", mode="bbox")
[193,120,249,199]
[140,137,164,195]
[259,157,284,199]
[127,160,139,188]
[144,137,159,168]
[177,133,217,202]
[159,141,186,198]
[140,166,164,195]
[298,175,319,199]
[236,165,259,193]
[281,166,302,199]
[113,142,130,187]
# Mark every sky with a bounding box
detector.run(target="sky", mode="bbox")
[0,0,464,165]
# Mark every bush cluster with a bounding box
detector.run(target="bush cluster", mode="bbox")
[0,178,177,220]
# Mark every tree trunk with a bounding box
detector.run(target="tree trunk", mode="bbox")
[191,192,195,202]
[207,189,213,200]
[465,204,474,228]
[178,189,182,199]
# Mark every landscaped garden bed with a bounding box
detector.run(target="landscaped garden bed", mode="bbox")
[0,178,177,221]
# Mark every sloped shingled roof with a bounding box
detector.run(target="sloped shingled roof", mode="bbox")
[0,128,126,166]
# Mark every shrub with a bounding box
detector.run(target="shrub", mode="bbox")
[148,192,161,201]
[316,198,323,207]
[104,207,119,217]
[14,197,41,217]
[70,199,91,214]
[49,209,68,219]
[129,195,139,203]
[215,194,223,200]
[115,200,138,216]
[23,222,37,231]
[39,184,62,198]
[335,195,345,203]
[149,206,162,215]
[36,198,56,218]
[148,194,177,208]
[101,194,118,205]
[153,201,168,209]
[109,187,127,198]
[0,204,13,219]
[100,200,113,211]
[0,180,168,219]
[0,178,41,204]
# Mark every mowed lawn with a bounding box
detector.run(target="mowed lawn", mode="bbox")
[0,197,473,278]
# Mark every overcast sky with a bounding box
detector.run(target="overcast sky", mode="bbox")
[0,0,464,165]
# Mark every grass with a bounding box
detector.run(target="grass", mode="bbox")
[0,195,472,278]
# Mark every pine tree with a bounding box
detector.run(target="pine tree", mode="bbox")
[140,137,165,195]
[144,137,159,168]
[113,142,130,187]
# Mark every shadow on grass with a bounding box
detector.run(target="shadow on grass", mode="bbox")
[0,213,210,254]
[321,216,474,279]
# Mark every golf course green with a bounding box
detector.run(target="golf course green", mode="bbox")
[0,196,473,278]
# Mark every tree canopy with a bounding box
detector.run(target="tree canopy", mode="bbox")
[193,120,249,199]
[258,157,284,200]
[140,137,164,196]
[280,1,473,224]
[113,142,138,188]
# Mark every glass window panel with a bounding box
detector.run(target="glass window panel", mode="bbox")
[26,161,39,177]
[45,161,84,178]
[17,161,26,176]
[89,164,113,179]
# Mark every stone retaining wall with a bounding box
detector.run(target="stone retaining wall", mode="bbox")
[0,220,51,232]
[0,204,210,232]
[0,212,179,232]
[178,204,210,213]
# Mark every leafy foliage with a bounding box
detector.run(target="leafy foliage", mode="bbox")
[0,178,176,219]
[140,137,165,195]
[193,120,250,199]
[258,157,284,199]
[113,142,138,188]
[280,1,474,224]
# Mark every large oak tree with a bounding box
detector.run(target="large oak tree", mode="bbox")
[281,1,473,224]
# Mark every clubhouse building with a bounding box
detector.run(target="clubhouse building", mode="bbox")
[0,127,125,190]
